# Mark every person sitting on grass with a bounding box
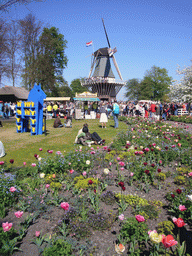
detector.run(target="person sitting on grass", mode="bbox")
[75,123,105,146]
[53,115,63,128]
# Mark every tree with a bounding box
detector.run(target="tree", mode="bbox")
[124,78,141,100]
[5,20,22,86]
[169,61,192,102]
[36,26,68,93]
[70,78,87,96]
[19,14,42,90]
[140,66,172,101]
[0,0,43,12]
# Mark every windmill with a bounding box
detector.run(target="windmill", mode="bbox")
[82,18,126,100]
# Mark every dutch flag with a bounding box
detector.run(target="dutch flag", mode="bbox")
[86,41,93,47]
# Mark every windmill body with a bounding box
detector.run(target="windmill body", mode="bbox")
[82,20,126,101]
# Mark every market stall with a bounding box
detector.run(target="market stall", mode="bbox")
[73,92,100,119]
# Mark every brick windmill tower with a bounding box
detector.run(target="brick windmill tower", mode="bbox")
[81,19,126,101]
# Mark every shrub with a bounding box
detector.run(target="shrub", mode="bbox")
[120,217,148,243]
[157,220,174,235]
[115,193,149,206]
[42,239,74,256]
[74,177,99,190]
[156,172,166,181]
[174,175,186,185]
[50,182,62,191]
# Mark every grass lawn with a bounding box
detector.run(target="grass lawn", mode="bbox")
[0,117,127,166]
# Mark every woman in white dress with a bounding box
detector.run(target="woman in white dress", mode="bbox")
[0,141,5,158]
[99,102,108,128]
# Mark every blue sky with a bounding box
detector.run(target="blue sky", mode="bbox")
[1,0,192,100]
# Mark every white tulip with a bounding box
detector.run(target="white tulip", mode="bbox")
[40,173,45,178]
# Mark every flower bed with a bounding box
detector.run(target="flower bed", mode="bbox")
[1,117,192,255]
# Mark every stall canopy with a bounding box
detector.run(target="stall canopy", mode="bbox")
[73,92,100,102]
[44,97,71,101]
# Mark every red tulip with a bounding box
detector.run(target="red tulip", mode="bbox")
[172,217,186,227]
[162,235,178,248]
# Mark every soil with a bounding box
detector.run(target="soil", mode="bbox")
[1,120,192,256]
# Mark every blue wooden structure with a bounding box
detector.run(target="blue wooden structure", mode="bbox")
[15,84,46,135]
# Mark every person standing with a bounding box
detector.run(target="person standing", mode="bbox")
[112,100,119,128]
[53,102,58,118]
[99,102,108,128]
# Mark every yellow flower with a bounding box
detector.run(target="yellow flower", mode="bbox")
[115,244,125,254]
[149,231,162,244]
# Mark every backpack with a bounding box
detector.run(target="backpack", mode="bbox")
[113,103,119,115]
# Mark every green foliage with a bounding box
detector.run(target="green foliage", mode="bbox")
[0,173,18,218]
[42,239,73,256]
[157,221,174,235]
[70,78,87,96]
[139,65,172,101]
[118,150,135,160]
[37,26,68,94]
[115,193,149,206]
[111,131,130,151]
[120,217,148,243]
[74,177,99,190]
[104,150,117,161]
[124,78,141,100]
[50,182,62,191]
[174,175,186,185]
[157,172,166,181]
[0,227,20,256]
[176,167,190,175]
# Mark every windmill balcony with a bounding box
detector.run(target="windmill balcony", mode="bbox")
[82,77,126,86]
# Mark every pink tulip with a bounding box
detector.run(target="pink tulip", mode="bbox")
[90,151,95,154]
[69,169,74,174]
[148,230,157,235]
[10,187,16,192]
[31,163,36,167]
[0,161,4,165]
[138,151,144,155]
[60,202,70,211]
[82,171,87,176]
[120,167,124,171]
[188,172,192,176]
[68,162,71,165]
[130,172,134,176]
[23,162,26,165]
[35,231,40,237]
[135,215,145,222]
[179,205,187,211]
[91,147,94,150]
[171,145,176,148]
[178,143,181,147]
[56,151,61,155]
[39,148,43,151]
[144,148,149,152]
[119,161,125,167]
[119,214,125,220]
[45,184,50,188]
[103,146,108,150]
[14,211,24,218]
[117,157,121,161]
[2,222,12,232]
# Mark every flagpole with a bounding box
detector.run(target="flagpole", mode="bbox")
[92,41,94,55]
